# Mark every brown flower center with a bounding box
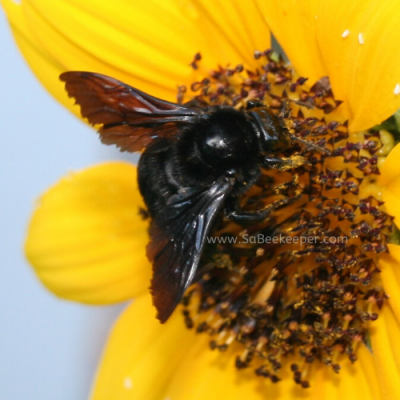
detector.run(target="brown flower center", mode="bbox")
[178,51,393,387]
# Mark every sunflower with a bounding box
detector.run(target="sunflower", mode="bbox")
[3,0,400,398]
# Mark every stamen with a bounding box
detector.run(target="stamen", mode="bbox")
[189,52,202,70]
[358,33,365,44]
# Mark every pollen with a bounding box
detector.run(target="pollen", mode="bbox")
[179,50,392,387]
[342,29,350,38]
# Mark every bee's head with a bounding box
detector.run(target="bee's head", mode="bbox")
[247,107,291,155]
[248,105,330,156]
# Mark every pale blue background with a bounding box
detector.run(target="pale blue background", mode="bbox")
[0,9,137,400]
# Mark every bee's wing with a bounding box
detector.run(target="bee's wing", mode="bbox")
[60,71,201,152]
[147,177,234,323]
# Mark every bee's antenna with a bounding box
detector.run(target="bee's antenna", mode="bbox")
[289,134,331,155]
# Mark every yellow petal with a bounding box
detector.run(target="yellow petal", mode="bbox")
[378,143,400,187]
[316,0,400,132]
[1,0,270,118]
[165,336,380,400]
[91,294,194,400]
[25,162,151,304]
[371,245,400,396]
[256,0,327,86]
[369,304,400,398]
[380,143,400,223]
[0,0,73,111]
[380,244,400,323]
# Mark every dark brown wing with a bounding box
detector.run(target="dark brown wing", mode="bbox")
[147,178,234,323]
[60,71,201,152]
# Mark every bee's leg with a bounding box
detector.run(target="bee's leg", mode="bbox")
[246,100,265,110]
[225,206,269,225]
[261,157,291,169]
[261,156,307,171]
[225,196,300,225]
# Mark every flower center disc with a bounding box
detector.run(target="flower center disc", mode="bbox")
[179,50,392,387]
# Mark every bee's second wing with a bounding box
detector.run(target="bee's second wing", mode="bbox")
[147,178,234,323]
[60,71,200,152]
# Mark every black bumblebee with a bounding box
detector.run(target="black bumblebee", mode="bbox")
[60,71,323,323]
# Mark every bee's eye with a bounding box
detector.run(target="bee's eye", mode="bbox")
[249,108,291,154]
[266,135,291,153]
